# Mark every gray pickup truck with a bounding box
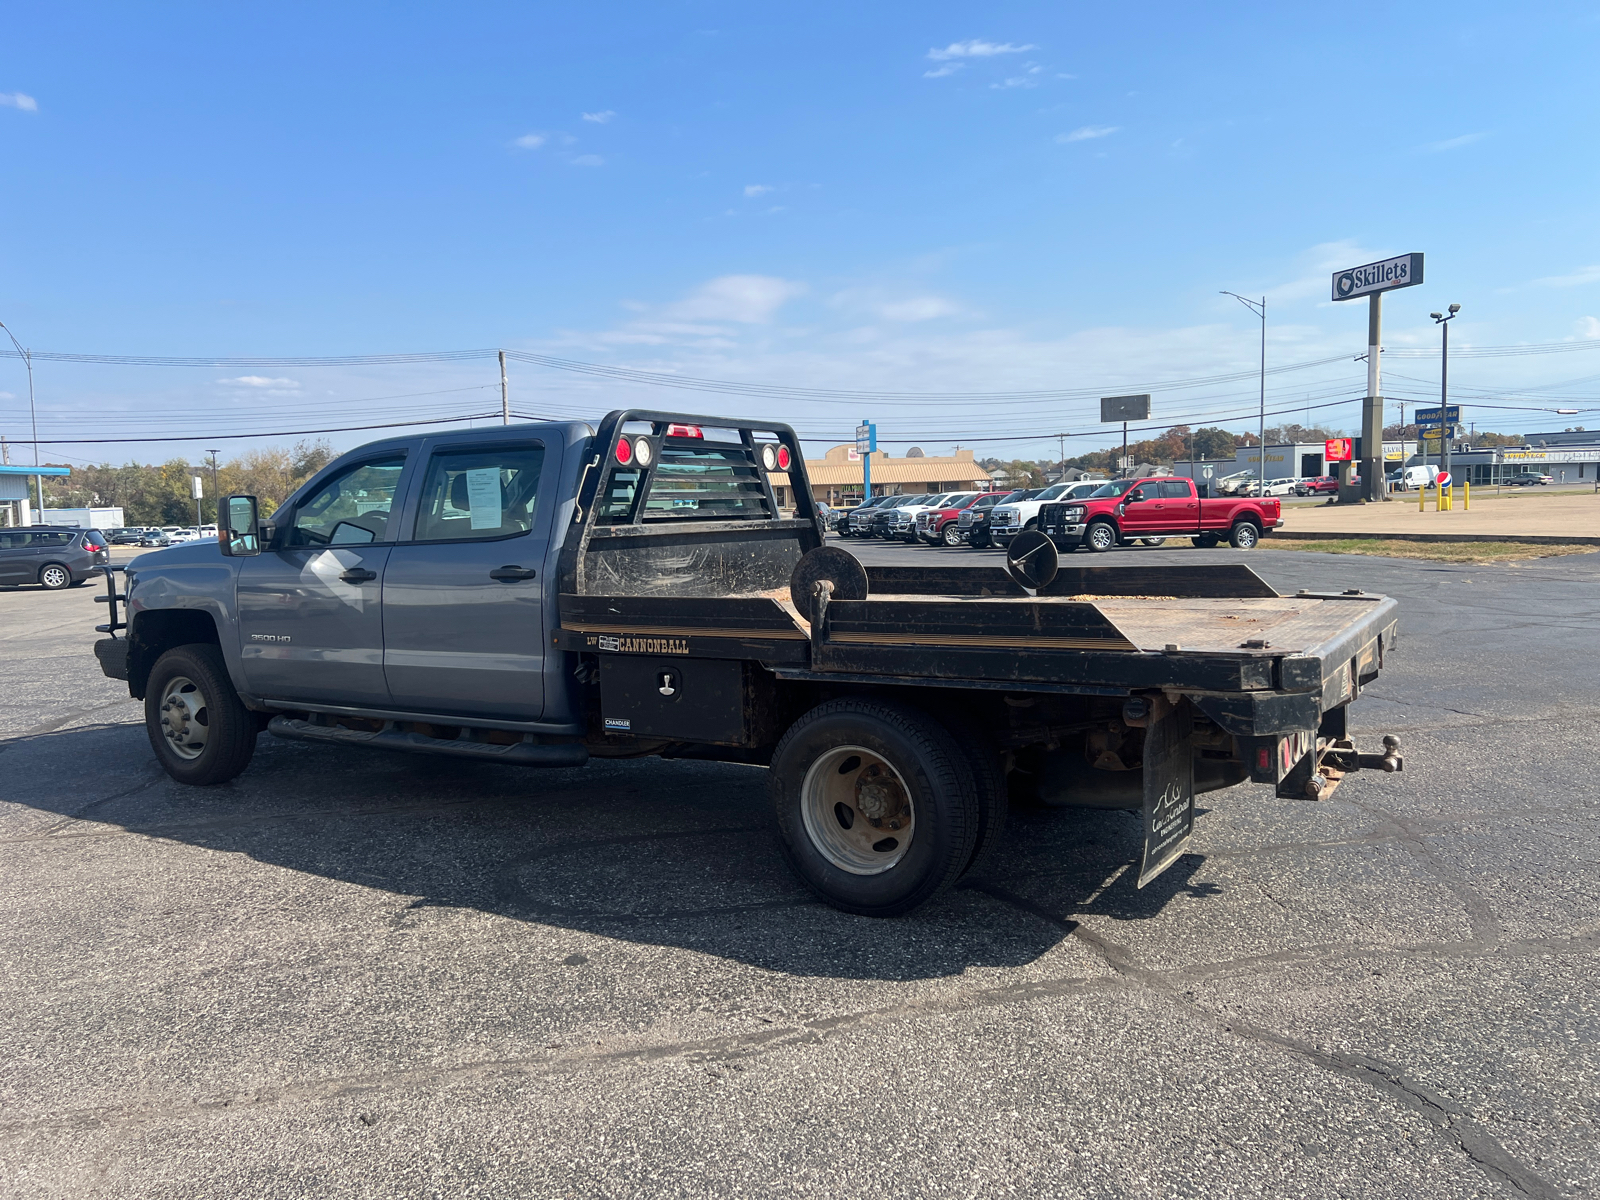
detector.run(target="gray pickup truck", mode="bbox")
[94,410,1404,916]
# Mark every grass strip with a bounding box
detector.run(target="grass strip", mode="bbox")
[1263,537,1598,563]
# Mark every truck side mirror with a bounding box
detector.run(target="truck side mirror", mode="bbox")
[1126,488,1145,503]
[219,494,261,557]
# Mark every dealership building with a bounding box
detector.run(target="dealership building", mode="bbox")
[771,445,992,508]
[1432,432,1600,485]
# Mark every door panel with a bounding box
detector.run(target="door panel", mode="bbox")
[235,454,407,706]
[237,546,393,704]
[1119,487,1162,534]
[382,442,549,719]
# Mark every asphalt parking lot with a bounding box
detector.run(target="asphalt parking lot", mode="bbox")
[2,543,1598,1199]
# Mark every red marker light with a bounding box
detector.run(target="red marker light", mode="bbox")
[665,424,703,438]
[776,445,790,470]
[1257,748,1270,771]
[614,437,633,465]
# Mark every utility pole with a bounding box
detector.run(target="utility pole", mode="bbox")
[499,350,510,425]
[0,321,40,516]
[1121,422,1128,477]
[207,450,221,522]
[1056,432,1067,479]
[1221,292,1267,492]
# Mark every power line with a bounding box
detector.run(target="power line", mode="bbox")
[5,411,506,446]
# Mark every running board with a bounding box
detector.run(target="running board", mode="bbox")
[267,716,589,768]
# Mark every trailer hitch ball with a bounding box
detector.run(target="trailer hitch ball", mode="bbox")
[1380,735,1402,773]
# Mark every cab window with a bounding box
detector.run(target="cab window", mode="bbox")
[286,457,406,547]
[413,446,545,542]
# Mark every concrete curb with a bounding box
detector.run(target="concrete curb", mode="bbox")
[1270,530,1600,547]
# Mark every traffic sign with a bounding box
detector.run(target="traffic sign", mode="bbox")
[1332,253,1424,302]
[1324,438,1353,463]
[1415,405,1460,424]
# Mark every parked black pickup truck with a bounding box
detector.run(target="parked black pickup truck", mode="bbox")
[94,410,1404,916]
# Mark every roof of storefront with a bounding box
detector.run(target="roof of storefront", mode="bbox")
[772,445,990,488]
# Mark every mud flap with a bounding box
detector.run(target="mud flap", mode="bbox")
[1138,699,1195,888]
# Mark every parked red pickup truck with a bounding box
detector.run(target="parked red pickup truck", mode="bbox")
[1039,477,1282,551]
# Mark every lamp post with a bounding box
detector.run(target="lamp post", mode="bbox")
[1429,304,1460,493]
[1221,292,1267,491]
[0,320,40,518]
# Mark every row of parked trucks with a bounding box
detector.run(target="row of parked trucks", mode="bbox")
[835,477,1283,553]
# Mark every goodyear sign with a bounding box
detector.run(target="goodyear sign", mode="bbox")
[1332,253,1424,302]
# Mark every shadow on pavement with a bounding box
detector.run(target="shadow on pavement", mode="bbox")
[5,722,1216,981]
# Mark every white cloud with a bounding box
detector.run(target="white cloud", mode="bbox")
[665,275,806,324]
[0,390,13,400]
[1423,132,1486,153]
[571,154,604,167]
[0,92,37,112]
[217,376,299,389]
[512,133,546,150]
[581,110,615,124]
[927,40,1035,61]
[923,63,964,78]
[1532,265,1600,288]
[744,184,774,197]
[1577,317,1600,338]
[1057,125,1119,142]
[879,296,961,322]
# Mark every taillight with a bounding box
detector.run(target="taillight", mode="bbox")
[776,445,790,470]
[614,437,634,465]
[665,424,703,438]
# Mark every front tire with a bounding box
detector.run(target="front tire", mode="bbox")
[942,524,963,547]
[1139,537,1167,547]
[144,643,259,785]
[770,699,980,917]
[1229,521,1261,550]
[1085,521,1118,552]
[38,563,71,590]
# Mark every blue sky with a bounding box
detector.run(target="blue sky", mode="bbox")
[3,2,1599,465]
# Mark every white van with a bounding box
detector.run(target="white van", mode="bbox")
[1398,465,1440,490]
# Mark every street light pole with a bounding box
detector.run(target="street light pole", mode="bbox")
[0,320,40,519]
[1429,304,1460,493]
[1221,292,1267,491]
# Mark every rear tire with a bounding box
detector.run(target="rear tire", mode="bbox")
[1229,521,1261,550]
[144,643,259,785]
[38,563,71,590]
[1085,521,1117,552]
[945,728,1008,879]
[1139,537,1167,547]
[770,699,979,917]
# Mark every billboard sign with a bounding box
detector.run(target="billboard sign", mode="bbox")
[1415,405,1460,425]
[855,423,872,454]
[1332,253,1424,302]
[1101,394,1151,422]
[1324,438,1353,463]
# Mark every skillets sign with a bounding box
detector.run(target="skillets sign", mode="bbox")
[1332,253,1424,302]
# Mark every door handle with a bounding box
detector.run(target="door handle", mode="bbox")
[339,567,377,584]
[489,565,537,582]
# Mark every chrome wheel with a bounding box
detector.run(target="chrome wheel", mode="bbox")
[39,565,70,589]
[1087,522,1117,552]
[158,674,211,760]
[800,745,914,875]
[942,525,963,546]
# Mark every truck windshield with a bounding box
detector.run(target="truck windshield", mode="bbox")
[1088,480,1139,499]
